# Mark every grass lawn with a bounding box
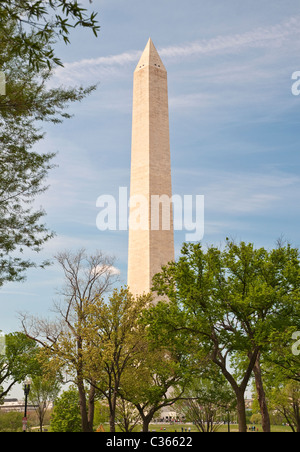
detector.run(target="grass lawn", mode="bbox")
[144,423,293,433]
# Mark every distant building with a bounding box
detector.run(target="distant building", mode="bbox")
[0,398,38,413]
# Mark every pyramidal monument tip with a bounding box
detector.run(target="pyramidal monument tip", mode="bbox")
[135,38,166,72]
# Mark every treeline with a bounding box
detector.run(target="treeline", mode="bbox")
[1,243,299,432]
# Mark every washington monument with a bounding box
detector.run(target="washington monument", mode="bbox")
[127,38,174,298]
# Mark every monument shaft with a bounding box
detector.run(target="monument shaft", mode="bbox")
[127,39,174,298]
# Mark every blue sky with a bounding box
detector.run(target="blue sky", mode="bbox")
[2,0,300,334]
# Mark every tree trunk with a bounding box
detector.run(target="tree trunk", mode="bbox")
[88,383,96,432]
[109,391,118,433]
[142,415,152,432]
[253,353,271,432]
[214,363,248,432]
[236,389,247,432]
[136,405,154,432]
[109,413,116,433]
[78,380,92,432]
[292,397,300,432]
[212,346,260,433]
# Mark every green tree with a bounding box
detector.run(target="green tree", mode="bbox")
[260,352,300,432]
[177,375,235,433]
[29,374,61,432]
[0,18,96,286]
[0,412,23,432]
[50,388,82,432]
[0,0,100,69]
[268,380,300,432]
[149,240,300,432]
[83,287,152,433]
[119,311,198,434]
[267,326,300,383]
[21,249,118,432]
[0,332,41,399]
[115,398,140,433]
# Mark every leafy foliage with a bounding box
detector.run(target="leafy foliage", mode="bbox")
[50,387,82,432]
[0,332,41,399]
[149,240,300,431]
[0,0,100,69]
[0,18,96,286]
[0,411,23,432]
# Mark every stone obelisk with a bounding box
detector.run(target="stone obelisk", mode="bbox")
[127,38,174,299]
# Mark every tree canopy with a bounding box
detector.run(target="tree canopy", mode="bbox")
[0,17,96,286]
[145,240,300,432]
[0,0,100,69]
[0,332,40,400]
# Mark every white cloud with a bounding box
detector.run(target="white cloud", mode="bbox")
[52,50,142,84]
[51,15,300,86]
[175,168,300,215]
[91,265,121,276]
[160,16,300,59]
[169,92,217,110]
